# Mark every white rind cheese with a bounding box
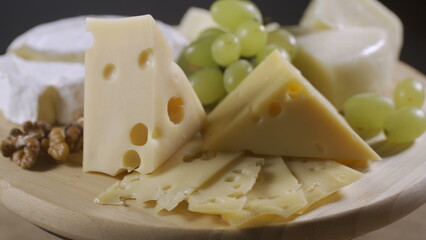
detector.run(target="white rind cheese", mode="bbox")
[84,15,205,175]
[95,138,242,212]
[300,0,403,59]
[221,157,307,226]
[187,156,264,214]
[203,51,380,162]
[0,54,84,124]
[285,158,363,206]
[293,28,393,110]
[8,15,187,62]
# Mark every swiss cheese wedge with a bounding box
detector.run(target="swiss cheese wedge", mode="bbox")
[203,51,380,162]
[84,15,205,175]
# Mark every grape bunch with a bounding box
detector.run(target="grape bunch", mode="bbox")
[178,0,298,106]
[344,78,426,143]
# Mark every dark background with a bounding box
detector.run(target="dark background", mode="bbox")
[0,0,425,73]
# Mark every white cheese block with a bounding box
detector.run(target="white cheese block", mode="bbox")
[8,15,187,62]
[300,0,403,59]
[178,7,218,42]
[293,28,393,110]
[203,51,380,162]
[285,158,362,207]
[187,156,263,214]
[83,15,206,175]
[0,54,84,124]
[221,157,307,226]
[95,138,242,212]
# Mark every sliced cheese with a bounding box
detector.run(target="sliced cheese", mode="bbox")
[83,15,205,175]
[203,51,380,162]
[0,54,84,124]
[293,28,393,110]
[221,157,307,226]
[95,138,242,212]
[178,7,218,42]
[8,16,187,62]
[187,156,263,214]
[285,158,362,207]
[300,0,403,59]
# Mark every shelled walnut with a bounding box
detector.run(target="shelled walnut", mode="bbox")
[0,119,84,169]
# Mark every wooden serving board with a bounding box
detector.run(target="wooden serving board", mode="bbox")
[0,62,426,240]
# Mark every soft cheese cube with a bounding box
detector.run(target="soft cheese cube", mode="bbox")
[178,7,218,42]
[0,54,84,124]
[293,28,393,110]
[84,15,205,175]
[300,0,403,59]
[203,51,380,162]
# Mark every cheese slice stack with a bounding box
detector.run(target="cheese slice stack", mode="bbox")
[203,51,380,162]
[95,138,242,212]
[84,15,205,175]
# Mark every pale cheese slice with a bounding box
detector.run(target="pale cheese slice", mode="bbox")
[84,15,206,175]
[221,157,307,226]
[95,138,242,212]
[300,0,403,59]
[203,51,380,162]
[187,156,264,214]
[285,158,363,207]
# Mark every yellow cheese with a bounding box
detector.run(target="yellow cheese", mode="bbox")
[95,137,242,212]
[221,157,307,226]
[84,15,206,176]
[203,51,380,162]
[293,28,393,110]
[187,156,264,214]
[285,158,362,207]
[300,0,403,59]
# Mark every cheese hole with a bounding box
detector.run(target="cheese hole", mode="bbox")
[287,82,303,100]
[130,123,148,146]
[268,102,282,117]
[183,152,203,163]
[103,64,117,80]
[168,97,185,124]
[208,198,218,203]
[122,150,141,171]
[138,48,154,69]
[200,151,217,160]
[152,126,162,139]
[225,176,235,182]
[162,185,172,190]
[233,184,241,189]
[232,169,243,174]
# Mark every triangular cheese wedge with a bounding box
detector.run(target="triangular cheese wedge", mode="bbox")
[203,51,380,161]
[84,15,205,175]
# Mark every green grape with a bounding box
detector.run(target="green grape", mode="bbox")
[236,20,268,57]
[224,59,253,93]
[256,44,289,65]
[267,28,298,61]
[394,77,425,109]
[344,93,395,130]
[384,107,426,143]
[210,0,262,30]
[189,68,225,105]
[177,50,199,75]
[211,33,241,66]
[183,37,217,67]
[199,28,226,39]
